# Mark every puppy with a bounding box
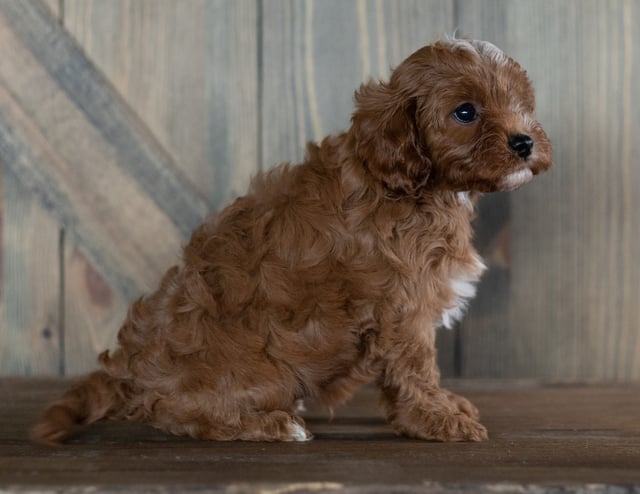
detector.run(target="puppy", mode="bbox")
[33,38,551,444]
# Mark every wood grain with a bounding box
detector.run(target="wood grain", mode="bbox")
[3,378,640,489]
[3,1,210,237]
[0,0,62,376]
[0,0,205,301]
[56,0,259,375]
[509,0,640,380]
[453,1,519,378]
[261,0,455,167]
[0,172,60,375]
[3,1,640,380]
[41,0,59,20]
[456,0,640,379]
[64,0,259,209]
[63,246,129,375]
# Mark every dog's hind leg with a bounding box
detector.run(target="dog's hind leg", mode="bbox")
[31,370,129,445]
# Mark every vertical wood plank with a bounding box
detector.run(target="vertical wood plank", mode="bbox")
[60,0,258,374]
[261,0,458,375]
[508,0,640,380]
[0,0,212,296]
[457,0,640,379]
[41,0,59,19]
[0,0,201,375]
[261,0,455,166]
[453,0,517,378]
[0,1,62,376]
[63,246,128,375]
[7,0,636,381]
[64,0,258,208]
[0,171,60,375]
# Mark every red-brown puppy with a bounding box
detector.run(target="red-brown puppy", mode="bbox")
[33,38,551,444]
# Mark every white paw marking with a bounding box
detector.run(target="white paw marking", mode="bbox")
[291,422,312,442]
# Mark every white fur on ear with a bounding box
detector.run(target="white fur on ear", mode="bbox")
[470,39,508,66]
[442,35,508,66]
[442,34,479,58]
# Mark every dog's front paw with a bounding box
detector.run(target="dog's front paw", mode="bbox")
[394,408,488,442]
[288,416,314,442]
[227,411,314,442]
[431,411,488,442]
[445,390,481,421]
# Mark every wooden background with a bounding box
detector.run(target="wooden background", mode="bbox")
[0,0,638,380]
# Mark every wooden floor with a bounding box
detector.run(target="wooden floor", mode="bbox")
[1,379,639,493]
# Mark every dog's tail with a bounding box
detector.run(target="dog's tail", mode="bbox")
[31,370,125,445]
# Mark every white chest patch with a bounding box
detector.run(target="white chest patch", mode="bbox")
[438,255,486,329]
[456,191,473,211]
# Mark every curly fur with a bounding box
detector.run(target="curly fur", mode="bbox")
[32,38,551,444]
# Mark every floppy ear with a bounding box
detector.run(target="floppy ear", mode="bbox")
[351,81,431,195]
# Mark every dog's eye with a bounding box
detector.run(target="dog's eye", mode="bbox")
[453,103,478,124]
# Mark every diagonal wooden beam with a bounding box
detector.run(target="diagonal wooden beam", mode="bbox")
[0,0,210,300]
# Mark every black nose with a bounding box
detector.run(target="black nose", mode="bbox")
[509,134,534,159]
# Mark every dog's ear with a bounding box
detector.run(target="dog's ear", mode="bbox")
[351,82,431,195]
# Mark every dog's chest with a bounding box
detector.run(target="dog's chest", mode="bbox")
[438,254,486,329]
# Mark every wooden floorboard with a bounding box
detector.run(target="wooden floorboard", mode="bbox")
[1,379,639,492]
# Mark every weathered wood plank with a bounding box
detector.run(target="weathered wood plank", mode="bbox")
[261,0,458,375]
[456,0,640,379]
[0,171,60,375]
[0,3,62,376]
[3,379,640,489]
[64,0,259,208]
[0,1,209,236]
[41,0,59,19]
[508,0,640,380]
[4,0,637,382]
[58,0,258,375]
[261,0,455,167]
[63,247,129,375]
[0,151,2,302]
[453,1,519,378]
[53,0,128,376]
[0,0,208,302]
[0,2,64,377]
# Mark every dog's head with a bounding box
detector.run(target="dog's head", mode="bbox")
[351,38,552,195]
